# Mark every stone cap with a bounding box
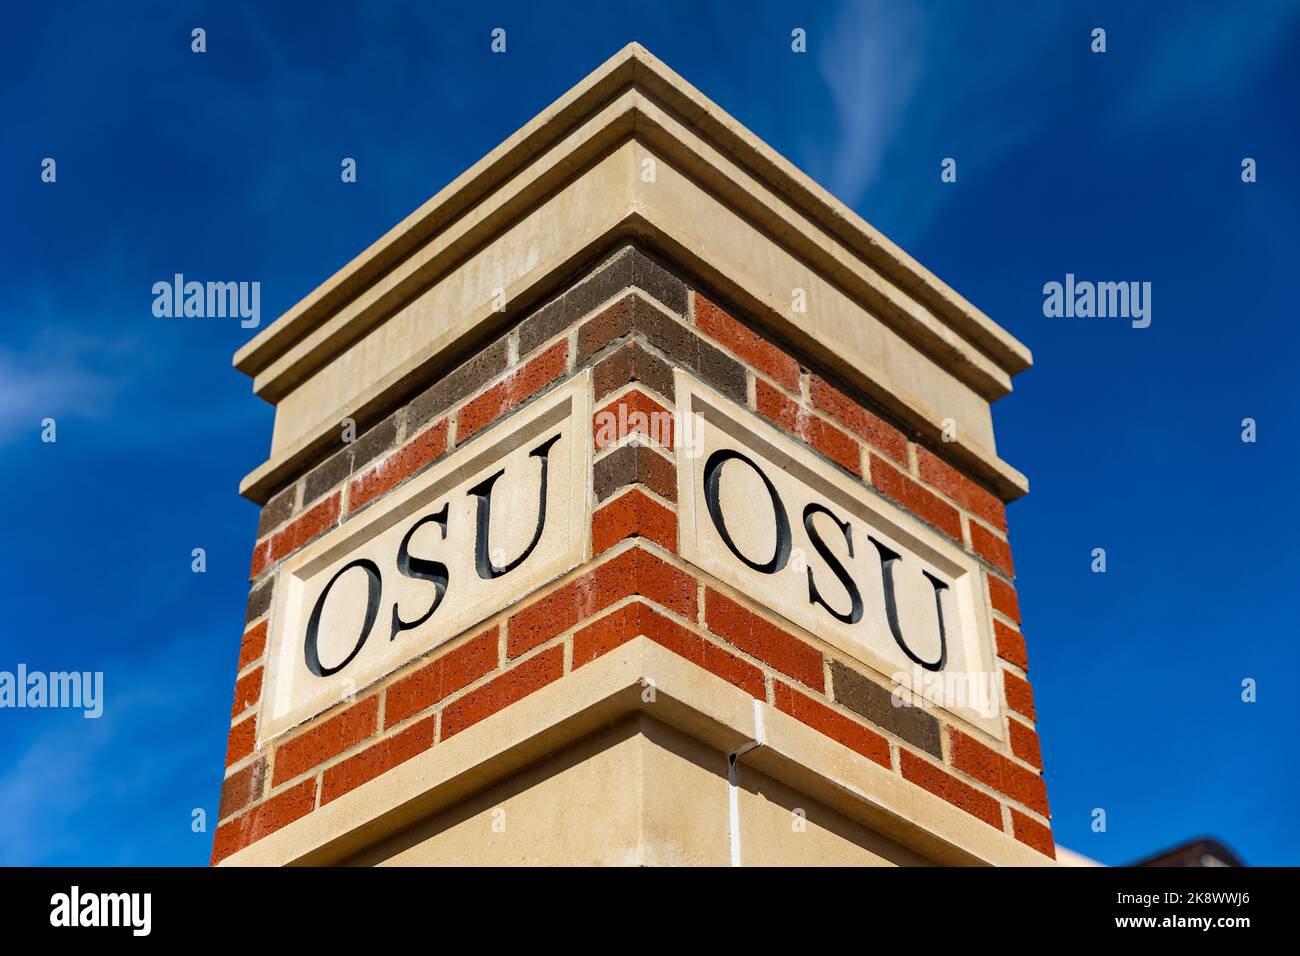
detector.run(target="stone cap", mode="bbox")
[233,43,1032,504]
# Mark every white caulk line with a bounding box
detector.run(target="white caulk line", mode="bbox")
[727,699,766,868]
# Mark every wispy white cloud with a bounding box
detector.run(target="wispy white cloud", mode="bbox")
[0,328,136,445]
[809,1,1298,246]
[0,633,219,865]
[815,0,927,209]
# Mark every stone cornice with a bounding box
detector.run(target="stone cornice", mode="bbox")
[233,44,1032,504]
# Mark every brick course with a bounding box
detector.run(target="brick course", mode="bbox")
[869,453,962,542]
[272,696,379,786]
[216,243,1049,864]
[694,293,800,391]
[705,588,825,691]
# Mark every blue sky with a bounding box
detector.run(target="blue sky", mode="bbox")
[2,1,1297,865]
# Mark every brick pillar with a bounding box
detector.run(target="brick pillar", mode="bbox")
[213,45,1046,867]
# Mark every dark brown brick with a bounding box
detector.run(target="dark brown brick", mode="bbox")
[303,444,352,505]
[406,336,510,432]
[517,244,691,356]
[694,340,749,403]
[301,413,400,505]
[256,484,296,538]
[349,412,400,471]
[576,295,659,361]
[578,294,745,402]
[593,444,677,503]
[628,247,689,316]
[517,244,690,356]
[593,341,675,402]
[515,296,571,357]
[245,577,273,624]
[557,248,637,330]
[829,660,941,756]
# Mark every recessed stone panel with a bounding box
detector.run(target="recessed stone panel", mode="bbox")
[259,375,591,743]
[675,372,1002,737]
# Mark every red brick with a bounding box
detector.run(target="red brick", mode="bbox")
[218,757,266,821]
[1010,808,1055,858]
[1003,669,1036,721]
[573,601,765,698]
[994,620,1028,671]
[225,716,256,767]
[507,581,583,659]
[250,539,271,580]
[694,293,800,391]
[592,389,674,451]
[321,715,437,804]
[756,379,861,475]
[211,778,316,865]
[868,454,962,542]
[949,729,1049,816]
[899,750,1002,829]
[1009,720,1043,771]
[592,489,677,556]
[231,667,262,718]
[987,575,1021,624]
[506,547,697,658]
[384,628,499,728]
[270,493,341,561]
[238,622,267,671]
[773,681,889,767]
[440,645,565,739]
[272,696,379,786]
[705,589,825,691]
[571,602,646,664]
[349,419,449,513]
[915,446,1007,532]
[458,341,568,442]
[808,375,908,465]
[969,521,1014,576]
